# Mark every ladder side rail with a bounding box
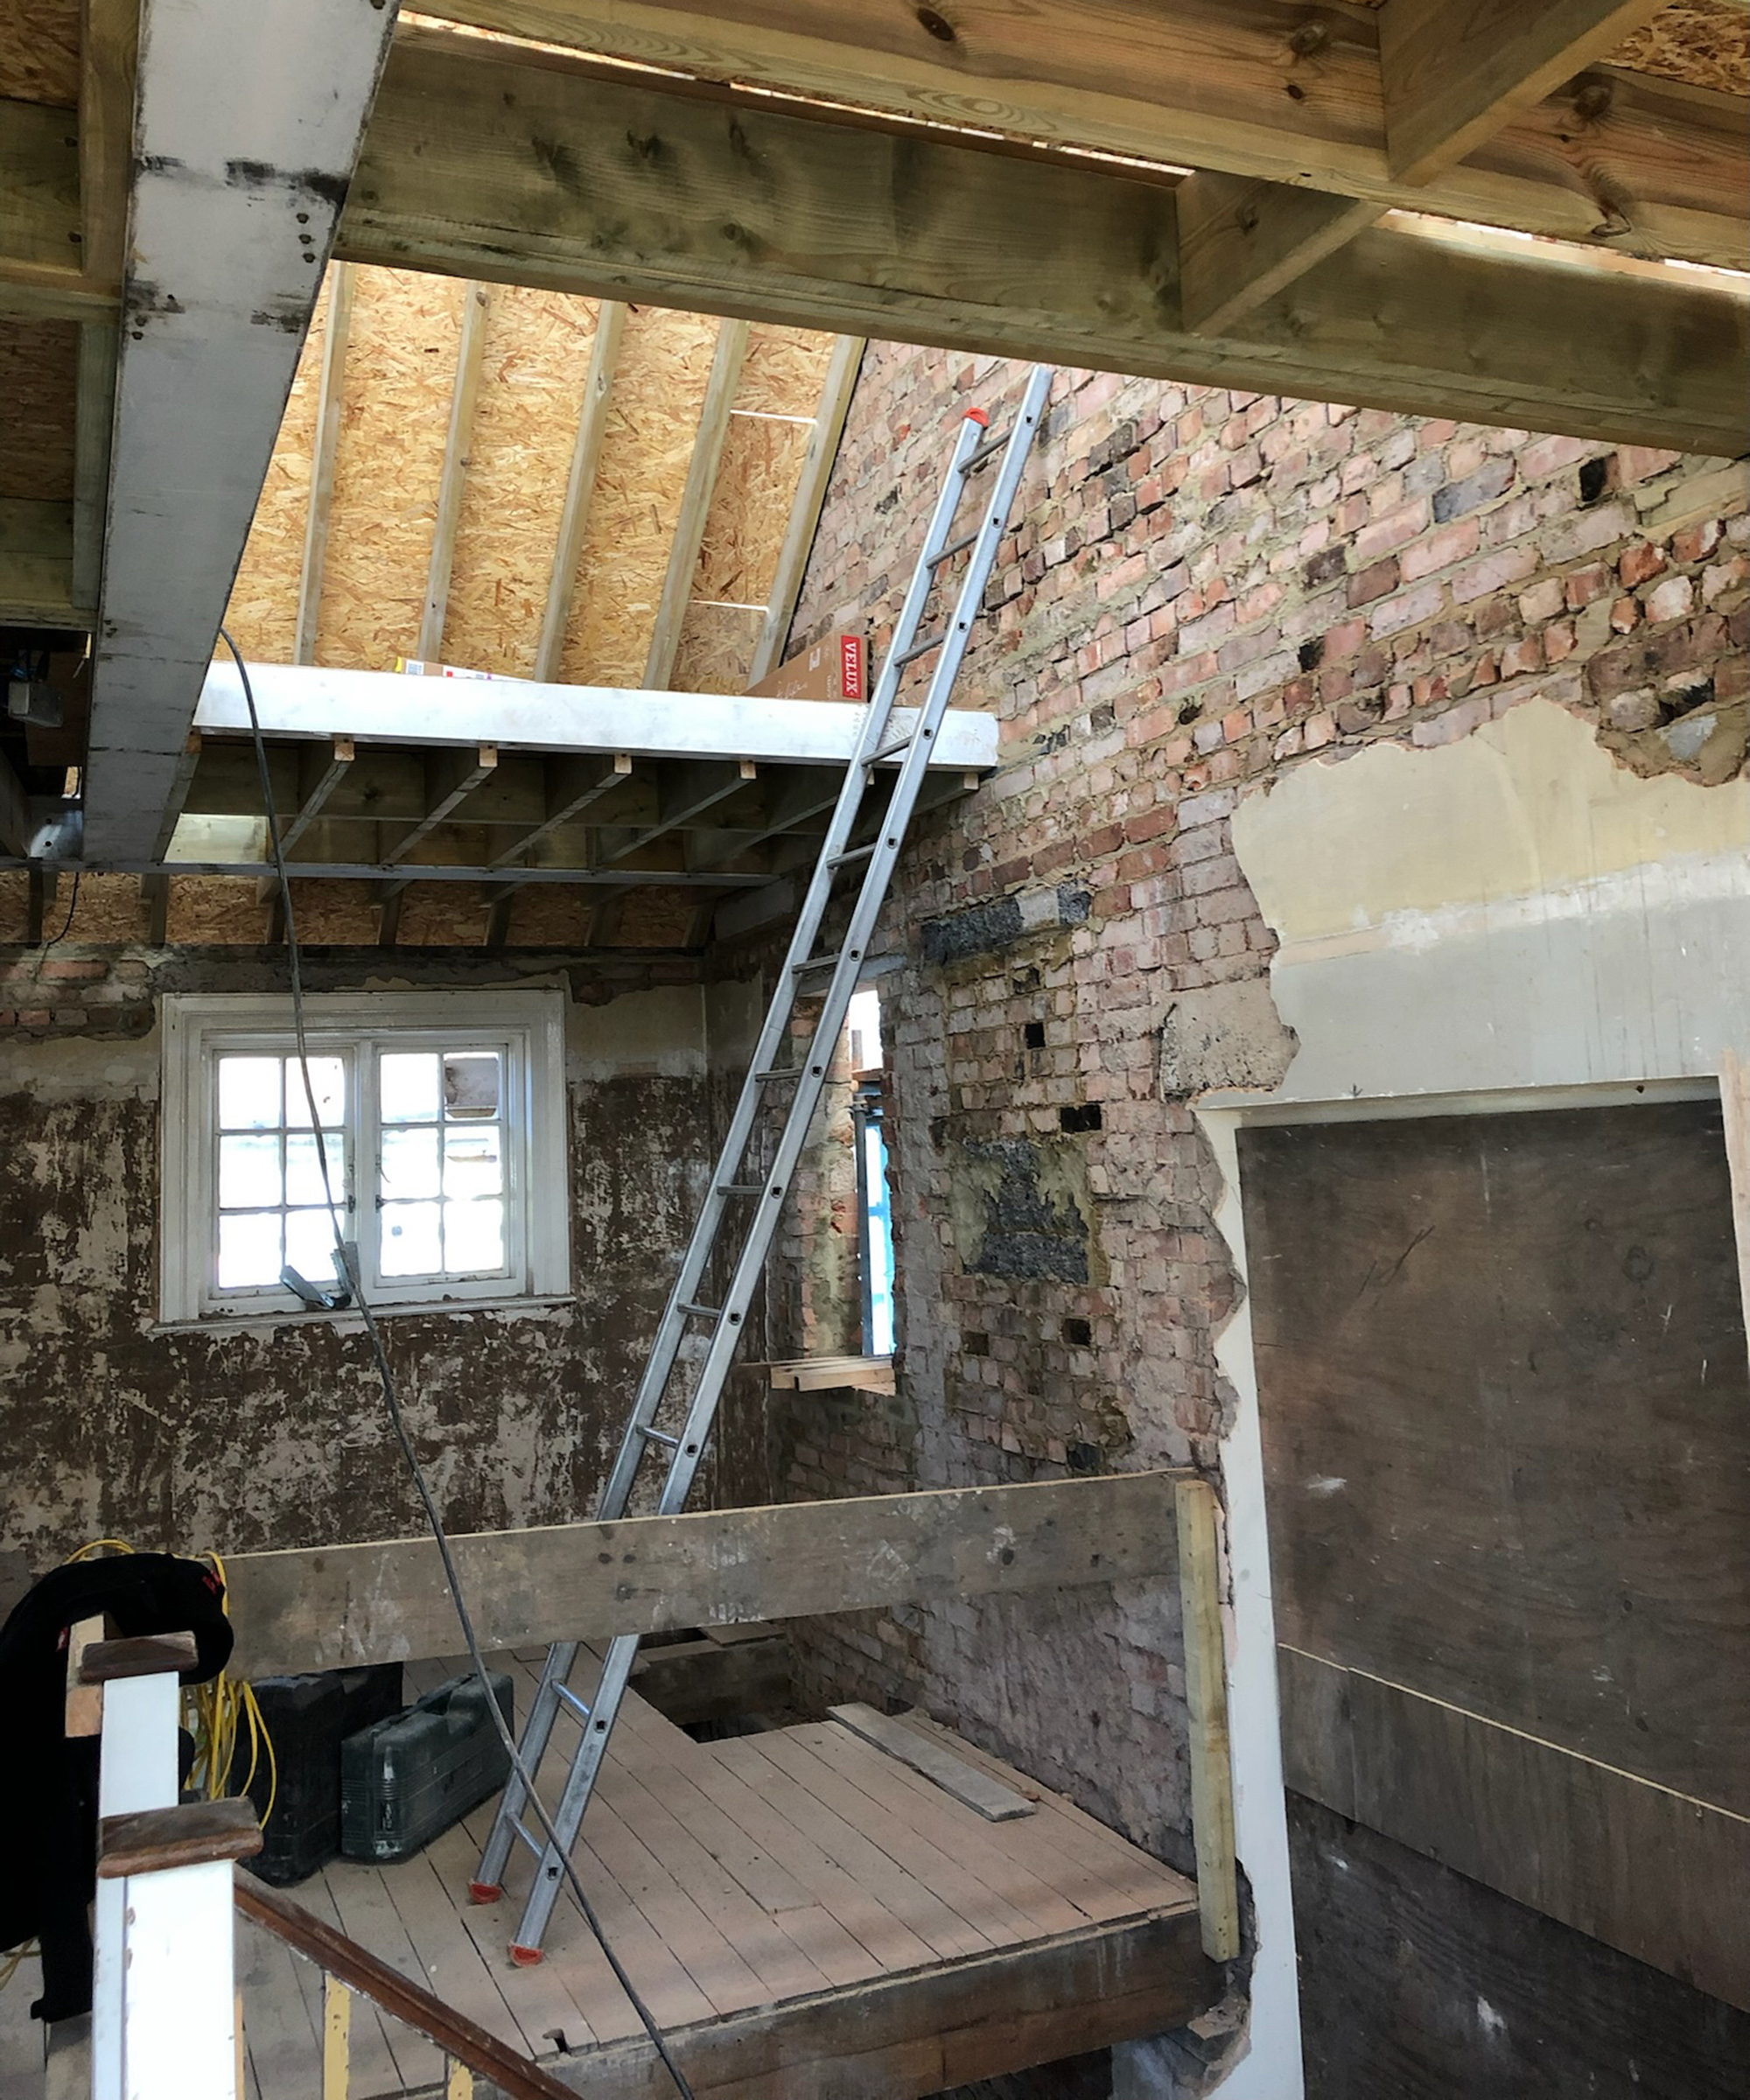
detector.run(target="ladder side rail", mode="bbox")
[591,406,991,1522]
[655,366,1053,1514]
[471,1638,579,1896]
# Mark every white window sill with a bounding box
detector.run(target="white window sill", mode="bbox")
[148,1292,577,1338]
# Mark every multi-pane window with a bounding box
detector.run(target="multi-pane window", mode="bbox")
[161,992,568,1323]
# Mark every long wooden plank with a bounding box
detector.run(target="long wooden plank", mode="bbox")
[1379,0,1670,186]
[296,265,356,666]
[1173,1476,1239,1964]
[533,298,626,682]
[1175,174,1378,336]
[420,0,1747,270]
[1720,1048,1750,1368]
[340,29,1750,457]
[526,1908,1214,2099]
[828,1703,1034,1823]
[319,1865,449,2092]
[417,280,494,662]
[224,1472,1184,1677]
[748,332,863,685]
[1280,1644,1750,2011]
[642,317,750,691]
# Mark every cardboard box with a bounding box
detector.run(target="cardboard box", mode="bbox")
[746,634,867,704]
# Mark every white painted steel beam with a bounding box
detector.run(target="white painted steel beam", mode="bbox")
[192,661,1001,771]
[81,0,402,864]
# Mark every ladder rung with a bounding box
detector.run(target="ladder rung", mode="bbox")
[718,1181,764,1194]
[553,1684,592,1719]
[639,1424,682,1448]
[868,738,913,765]
[827,843,878,869]
[791,956,837,974]
[754,1067,802,1083]
[510,1817,542,1856]
[679,1300,723,1320]
[928,530,979,566]
[964,427,1011,467]
[894,632,943,667]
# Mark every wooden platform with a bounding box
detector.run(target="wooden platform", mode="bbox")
[0,1653,1209,2100]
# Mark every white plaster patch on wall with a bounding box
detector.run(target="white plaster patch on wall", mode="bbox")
[0,1032,160,1102]
[565,983,708,1081]
[1228,696,1750,1103]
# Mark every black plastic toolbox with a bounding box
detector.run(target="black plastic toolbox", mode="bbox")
[243,1663,404,1885]
[340,1670,514,1865]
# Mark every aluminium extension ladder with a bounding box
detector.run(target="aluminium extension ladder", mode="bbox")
[472,361,1055,1962]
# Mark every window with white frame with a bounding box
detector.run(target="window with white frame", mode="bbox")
[159,991,569,1323]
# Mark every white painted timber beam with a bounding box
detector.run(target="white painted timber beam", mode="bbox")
[80,0,402,864]
[192,661,1000,771]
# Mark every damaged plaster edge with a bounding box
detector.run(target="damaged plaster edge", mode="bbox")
[566,981,708,1082]
[0,1033,160,1103]
[144,1292,577,1341]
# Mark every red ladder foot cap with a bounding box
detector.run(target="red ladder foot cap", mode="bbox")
[509,1943,545,1967]
[468,1882,502,1905]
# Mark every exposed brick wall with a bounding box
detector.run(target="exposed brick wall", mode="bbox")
[766,342,1748,1862]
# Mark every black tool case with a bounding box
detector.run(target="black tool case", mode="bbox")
[340,1670,514,1865]
[243,1663,405,1885]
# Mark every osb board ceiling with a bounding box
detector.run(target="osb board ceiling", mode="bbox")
[223,262,836,695]
[0,0,80,103]
[1610,0,1749,94]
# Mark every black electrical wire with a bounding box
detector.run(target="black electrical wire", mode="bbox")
[39,870,80,948]
[219,627,696,2100]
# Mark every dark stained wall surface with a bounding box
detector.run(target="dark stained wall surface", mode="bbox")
[0,946,745,1602]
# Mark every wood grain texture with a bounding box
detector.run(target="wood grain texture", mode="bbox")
[339,31,1750,455]
[1175,172,1378,334]
[1174,1477,1239,1964]
[750,331,863,683]
[1242,1102,1750,1813]
[643,316,749,690]
[533,298,624,682]
[421,0,1749,268]
[1380,0,1671,183]
[1279,1645,1750,2007]
[829,1704,1036,1822]
[98,1797,262,1878]
[223,1472,1185,1677]
[1289,1794,1750,2100]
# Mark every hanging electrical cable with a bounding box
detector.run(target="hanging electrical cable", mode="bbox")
[218,627,696,2100]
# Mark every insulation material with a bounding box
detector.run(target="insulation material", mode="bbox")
[1609,2,1748,94]
[222,276,333,663]
[0,0,80,103]
[669,600,765,696]
[442,288,600,676]
[319,268,467,670]
[559,304,719,689]
[0,318,77,500]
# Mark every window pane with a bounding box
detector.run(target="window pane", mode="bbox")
[218,1210,282,1289]
[444,1199,504,1275]
[285,1130,344,1209]
[218,1056,281,1130]
[219,1133,281,1211]
[443,1123,502,1200]
[381,1125,440,1200]
[381,1052,440,1123]
[381,1200,442,1278]
[284,1208,344,1287]
[444,1052,501,1120]
[283,1055,345,1130]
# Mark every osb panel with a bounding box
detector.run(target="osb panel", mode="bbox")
[670,598,763,696]
[0,0,80,103]
[560,304,718,689]
[1610,1,1748,94]
[442,287,599,676]
[319,267,467,670]
[692,414,813,606]
[59,872,146,942]
[398,883,487,945]
[0,318,77,500]
[501,884,604,947]
[613,886,696,947]
[165,879,268,944]
[738,324,836,418]
[291,880,377,945]
[222,275,332,663]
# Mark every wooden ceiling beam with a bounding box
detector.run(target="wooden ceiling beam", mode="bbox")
[601,755,756,861]
[0,498,80,626]
[750,332,864,686]
[416,281,494,663]
[1379,0,1674,186]
[1176,175,1380,336]
[418,1,1748,270]
[294,264,356,666]
[534,298,626,682]
[486,749,634,870]
[278,736,355,856]
[381,743,499,870]
[339,33,1749,456]
[642,317,750,691]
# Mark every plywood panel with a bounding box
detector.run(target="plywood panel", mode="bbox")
[0,0,80,103]
[1611,2,1748,96]
[0,317,76,499]
[442,286,598,676]
[560,304,717,689]
[669,599,763,696]
[1289,1795,1750,2100]
[693,414,812,606]
[1240,1102,1750,1813]
[738,324,836,417]
[319,267,466,669]
[224,275,333,664]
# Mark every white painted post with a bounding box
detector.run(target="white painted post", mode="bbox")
[92,1672,180,2100]
[116,1858,239,2099]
